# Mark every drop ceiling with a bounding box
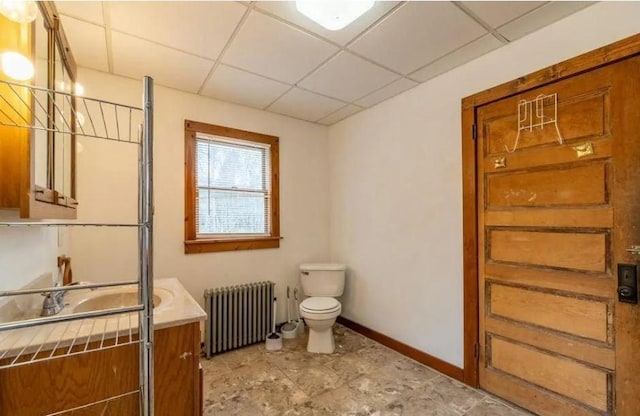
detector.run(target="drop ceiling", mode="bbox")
[55,1,593,125]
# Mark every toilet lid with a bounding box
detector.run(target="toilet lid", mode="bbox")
[300,297,340,312]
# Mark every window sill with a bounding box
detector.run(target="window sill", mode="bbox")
[184,236,281,254]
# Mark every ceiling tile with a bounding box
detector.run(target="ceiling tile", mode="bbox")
[109,2,246,59]
[200,64,291,109]
[349,2,486,74]
[222,11,339,84]
[111,32,214,93]
[254,1,399,46]
[299,52,399,102]
[318,105,364,125]
[498,2,594,41]
[268,88,345,122]
[355,78,418,108]
[410,34,503,82]
[59,17,109,72]
[462,1,546,28]
[56,1,104,25]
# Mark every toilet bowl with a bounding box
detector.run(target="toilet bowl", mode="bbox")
[299,297,341,354]
[299,263,346,354]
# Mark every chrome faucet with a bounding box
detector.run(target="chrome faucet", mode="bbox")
[40,282,81,316]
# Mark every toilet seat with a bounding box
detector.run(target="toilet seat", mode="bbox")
[300,297,340,313]
[300,297,341,321]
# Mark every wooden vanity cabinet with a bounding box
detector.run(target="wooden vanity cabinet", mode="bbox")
[0,322,203,415]
[155,322,202,416]
[0,2,78,219]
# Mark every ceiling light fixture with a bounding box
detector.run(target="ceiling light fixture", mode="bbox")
[296,0,375,31]
[0,0,37,24]
[1,51,34,81]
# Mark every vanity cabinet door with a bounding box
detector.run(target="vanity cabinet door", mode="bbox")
[155,322,201,416]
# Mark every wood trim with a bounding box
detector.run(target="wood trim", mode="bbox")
[185,120,279,145]
[462,33,640,109]
[337,316,464,382]
[461,33,640,391]
[39,2,77,78]
[194,326,203,416]
[185,237,280,254]
[461,105,479,387]
[184,120,280,254]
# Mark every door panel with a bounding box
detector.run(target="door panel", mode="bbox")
[489,283,611,342]
[484,87,609,155]
[489,337,609,412]
[489,229,607,272]
[477,56,640,415]
[486,163,608,207]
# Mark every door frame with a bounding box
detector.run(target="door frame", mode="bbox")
[461,32,640,387]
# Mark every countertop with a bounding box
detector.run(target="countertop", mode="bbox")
[0,278,205,362]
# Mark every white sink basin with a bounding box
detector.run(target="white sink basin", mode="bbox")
[71,288,173,315]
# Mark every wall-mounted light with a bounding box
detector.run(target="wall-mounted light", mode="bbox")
[0,0,37,24]
[1,51,34,80]
[74,83,84,96]
[296,0,374,31]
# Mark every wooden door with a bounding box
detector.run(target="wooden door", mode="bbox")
[476,56,640,415]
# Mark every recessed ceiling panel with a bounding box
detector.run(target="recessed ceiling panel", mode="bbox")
[56,1,104,25]
[498,2,594,41]
[355,77,418,108]
[410,34,503,82]
[299,52,399,102]
[223,11,339,84]
[462,1,546,28]
[200,64,291,109]
[268,88,345,122]
[318,104,364,125]
[109,1,247,59]
[349,2,486,74]
[59,16,109,72]
[111,32,214,93]
[254,1,399,46]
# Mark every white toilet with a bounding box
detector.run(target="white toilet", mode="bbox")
[299,263,346,354]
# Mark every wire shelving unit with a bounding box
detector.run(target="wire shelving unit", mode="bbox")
[0,76,155,415]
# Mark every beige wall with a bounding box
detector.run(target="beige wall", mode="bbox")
[327,1,640,367]
[70,69,331,322]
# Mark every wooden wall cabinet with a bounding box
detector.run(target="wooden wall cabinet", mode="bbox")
[0,2,78,219]
[0,322,203,415]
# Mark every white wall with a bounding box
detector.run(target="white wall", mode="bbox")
[327,2,640,368]
[70,69,331,322]
[0,216,69,292]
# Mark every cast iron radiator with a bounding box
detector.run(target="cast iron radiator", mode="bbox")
[203,281,275,357]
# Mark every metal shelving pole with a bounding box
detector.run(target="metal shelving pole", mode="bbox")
[139,76,154,416]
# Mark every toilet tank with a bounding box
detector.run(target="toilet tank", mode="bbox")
[299,263,346,297]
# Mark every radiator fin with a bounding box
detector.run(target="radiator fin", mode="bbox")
[204,281,275,357]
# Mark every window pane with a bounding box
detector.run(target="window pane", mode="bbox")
[197,189,268,235]
[196,140,267,191]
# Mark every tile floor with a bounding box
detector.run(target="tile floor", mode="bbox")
[201,324,531,416]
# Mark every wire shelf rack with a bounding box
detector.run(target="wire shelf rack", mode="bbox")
[0,79,143,143]
[0,310,142,370]
[0,76,155,414]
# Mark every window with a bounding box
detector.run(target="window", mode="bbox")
[184,120,280,253]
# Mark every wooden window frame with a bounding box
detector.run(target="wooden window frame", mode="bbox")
[184,120,280,254]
